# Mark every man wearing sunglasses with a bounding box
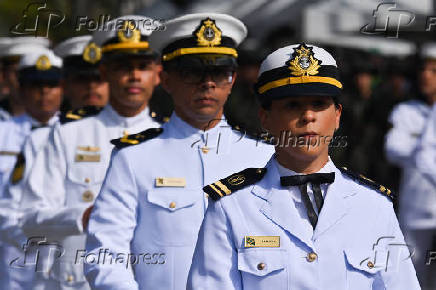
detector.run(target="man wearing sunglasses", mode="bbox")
[85,13,274,290]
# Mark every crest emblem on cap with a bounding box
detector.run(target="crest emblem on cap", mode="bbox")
[83,42,102,64]
[287,43,320,76]
[35,55,51,71]
[117,20,141,43]
[194,18,222,47]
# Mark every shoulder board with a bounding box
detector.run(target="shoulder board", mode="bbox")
[10,152,25,185]
[111,128,163,149]
[150,110,170,124]
[204,168,267,201]
[60,106,103,124]
[339,167,394,201]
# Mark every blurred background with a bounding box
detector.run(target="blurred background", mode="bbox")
[0,0,435,203]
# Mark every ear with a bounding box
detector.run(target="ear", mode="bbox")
[334,103,342,130]
[258,107,270,132]
[230,71,237,86]
[153,64,162,86]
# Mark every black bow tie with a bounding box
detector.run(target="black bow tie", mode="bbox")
[280,172,335,229]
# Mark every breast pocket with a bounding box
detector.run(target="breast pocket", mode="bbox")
[66,157,107,205]
[144,189,204,246]
[344,248,382,290]
[237,249,288,290]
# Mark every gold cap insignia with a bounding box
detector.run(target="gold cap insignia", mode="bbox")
[117,20,141,43]
[194,18,222,47]
[287,43,320,76]
[35,55,51,71]
[83,42,102,64]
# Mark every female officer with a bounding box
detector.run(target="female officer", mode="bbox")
[187,43,420,290]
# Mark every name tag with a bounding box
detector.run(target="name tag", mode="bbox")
[75,154,101,162]
[77,146,100,152]
[244,236,280,248]
[155,177,186,187]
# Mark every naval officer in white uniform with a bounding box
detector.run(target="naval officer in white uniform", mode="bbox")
[0,48,62,290]
[16,15,163,290]
[188,43,420,290]
[84,13,274,290]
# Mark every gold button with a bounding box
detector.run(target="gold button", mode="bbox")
[82,191,94,202]
[84,178,91,183]
[123,130,128,135]
[169,202,176,209]
[257,263,266,270]
[201,146,209,154]
[256,169,262,174]
[307,252,317,262]
[367,261,374,269]
[205,193,209,198]
[151,111,157,118]
[66,275,73,282]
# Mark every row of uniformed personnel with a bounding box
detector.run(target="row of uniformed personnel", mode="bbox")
[0,34,110,289]
[0,12,431,290]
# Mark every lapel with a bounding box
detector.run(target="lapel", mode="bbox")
[254,159,314,249]
[313,166,351,241]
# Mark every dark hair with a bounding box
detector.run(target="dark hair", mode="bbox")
[259,95,341,110]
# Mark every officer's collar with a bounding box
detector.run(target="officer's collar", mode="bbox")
[13,112,59,129]
[274,156,335,202]
[167,111,228,139]
[274,156,335,177]
[102,104,153,128]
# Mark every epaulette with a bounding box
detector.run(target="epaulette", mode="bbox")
[11,152,25,185]
[59,106,103,124]
[150,111,170,124]
[111,128,163,149]
[204,168,267,201]
[339,167,394,201]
